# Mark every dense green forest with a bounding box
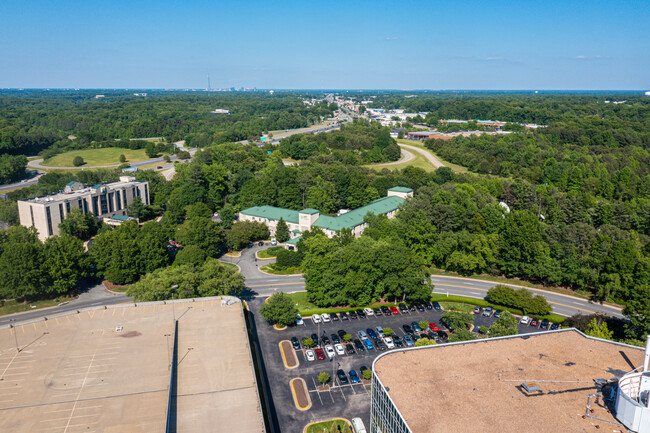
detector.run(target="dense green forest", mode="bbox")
[0,92,648,339]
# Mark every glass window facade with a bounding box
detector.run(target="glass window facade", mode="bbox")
[45,206,53,237]
[371,372,412,433]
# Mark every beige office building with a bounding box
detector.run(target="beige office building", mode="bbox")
[18,176,149,241]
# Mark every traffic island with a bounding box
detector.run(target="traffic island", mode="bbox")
[304,418,352,433]
[290,378,311,411]
[279,340,298,369]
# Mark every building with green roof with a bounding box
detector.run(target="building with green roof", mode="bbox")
[238,187,413,246]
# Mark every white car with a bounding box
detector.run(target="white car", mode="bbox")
[312,314,322,324]
[271,238,277,246]
[363,307,374,316]
[383,336,395,349]
[305,349,315,361]
[334,343,345,355]
[325,344,335,359]
[321,313,331,323]
[520,315,531,325]
[296,314,304,325]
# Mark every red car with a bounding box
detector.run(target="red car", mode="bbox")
[428,323,440,332]
[315,348,326,360]
[390,306,399,315]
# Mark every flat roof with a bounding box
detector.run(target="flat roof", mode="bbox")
[387,186,413,193]
[373,329,644,433]
[0,298,265,433]
[19,178,145,204]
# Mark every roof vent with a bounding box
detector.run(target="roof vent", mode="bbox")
[521,383,539,392]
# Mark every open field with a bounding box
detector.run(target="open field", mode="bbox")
[42,148,162,168]
[396,138,468,173]
[366,148,434,172]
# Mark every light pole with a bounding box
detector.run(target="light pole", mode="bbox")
[164,333,171,370]
[10,319,19,352]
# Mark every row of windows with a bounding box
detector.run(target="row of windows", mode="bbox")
[371,374,412,433]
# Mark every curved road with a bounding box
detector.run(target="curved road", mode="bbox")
[398,143,444,168]
[369,148,415,167]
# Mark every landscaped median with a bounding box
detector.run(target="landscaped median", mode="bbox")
[304,418,352,433]
[256,246,284,259]
[290,377,311,411]
[259,264,302,275]
[279,340,299,369]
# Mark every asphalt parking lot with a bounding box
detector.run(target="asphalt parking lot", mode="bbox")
[249,299,556,432]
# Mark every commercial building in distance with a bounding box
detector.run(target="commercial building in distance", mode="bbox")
[238,187,413,246]
[0,297,266,433]
[371,329,647,433]
[17,176,149,241]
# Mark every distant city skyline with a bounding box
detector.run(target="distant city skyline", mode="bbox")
[1,0,648,90]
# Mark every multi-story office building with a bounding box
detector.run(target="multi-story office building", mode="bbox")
[18,176,149,241]
[371,329,646,433]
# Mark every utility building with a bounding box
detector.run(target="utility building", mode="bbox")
[18,176,149,241]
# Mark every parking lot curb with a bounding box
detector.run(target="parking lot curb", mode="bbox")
[273,323,287,330]
[290,378,311,411]
[303,418,352,433]
[279,340,299,369]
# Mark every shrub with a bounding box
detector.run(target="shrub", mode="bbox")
[382,327,392,336]
[260,292,299,326]
[303,337,314,347]
[174,245,206,266]
[318,372,330,384]
[362,369,372,380]
[72,156,85,167]
[119,154,126,163]
[275,249,304,269]
[418,320,429,330]
[487,285,551,316]
[343,334,352,342]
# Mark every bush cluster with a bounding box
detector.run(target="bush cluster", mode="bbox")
[487,285,551,316]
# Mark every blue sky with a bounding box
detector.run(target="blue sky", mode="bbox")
[1,0,648,89]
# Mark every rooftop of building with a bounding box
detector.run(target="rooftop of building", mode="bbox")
[387,186,413,193]
[240,205,300,224]
[19,177,146,204]
[373,329,644,433]
[0,298,265,433]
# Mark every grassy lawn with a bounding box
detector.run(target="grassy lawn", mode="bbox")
[42,148,166,168]
[439,301,475,314]
[258,247,284,259]
[260,264,301,275]
[396,138,468,173]
[219,261,239,272]
[366,149,435,172]
[0,296,73,317]
[306,419,351,433]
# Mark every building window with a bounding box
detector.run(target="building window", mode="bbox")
[108,192,114,213]
[65,202,71,214]
[45,206,53,236]
[116,191,122,210]
[29,206,35,227]
[100,194,108,215]
[78,199,83,210]
[83,199,88,214]
[59,203,64,221]
[144,184,148,204]
[122,190,127,207]
[92,196,99,215]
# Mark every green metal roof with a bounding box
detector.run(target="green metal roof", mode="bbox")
[313,196,404,232]
[291,229,301,234]
[239,206,299,224]
[285,236,302,245]
[387,186,413,193]
[299,208,320,215]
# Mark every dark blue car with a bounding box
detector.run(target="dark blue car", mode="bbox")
[349,370,360,384]
[366,328,378,339]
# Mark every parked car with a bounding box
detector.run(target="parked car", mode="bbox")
[383,336,395,349]
[334,343,345,355]
[351,418,367,433]
[540,319,550,329]
[375,326,385,338]
[437,330,448,341]
[366,328,377,339]
[311,333,319,346]
[375,339,386,351]
[393,335,404,347]
[305,349,315,361]
[349,370,360,384]
[345,343,355,354]
[296,314,304,325]
[483,307,493,317]
[550,322,561,330]
[321,335,330,345]
[399,303,408,313]
[340,312,349,321]
[520,316,531,325]
[381,306,391,315]
[530,318,539,327]
[433,301,442,310]
[321,313,331,323]
[473,306,482,314]
[315,348,326,360]
[426,331,438,341]
[425,302,433,310]
[363,307,374,316]
[408,304,416,312]
[390,306,400,315]
[411,321,422,332]
[357,330,368,340]
[331,313,339,322]
[325,345,335,359]
[411,333,421,341]
[359,366,369,378]
[494,309,502,318]
[337,369,349,385]
[416,304,425,312]
[402,324,413,334]
[428,322,440,332]
[312,314,322,324]
[356,308,366,318]
[271,238,277,246]
[291,336,300,349]
[331,334,340,344]
[403,335,414,346]
[353,339,365,352]
[349,311,358,319]
[373,308,382,316]
[337,329,347,339]
[363,339,374,350]
[248,241,253,248]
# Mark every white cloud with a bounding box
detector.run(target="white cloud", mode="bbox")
[575,55,610,60]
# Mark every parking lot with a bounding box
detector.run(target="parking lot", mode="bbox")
[250,298,555,432]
